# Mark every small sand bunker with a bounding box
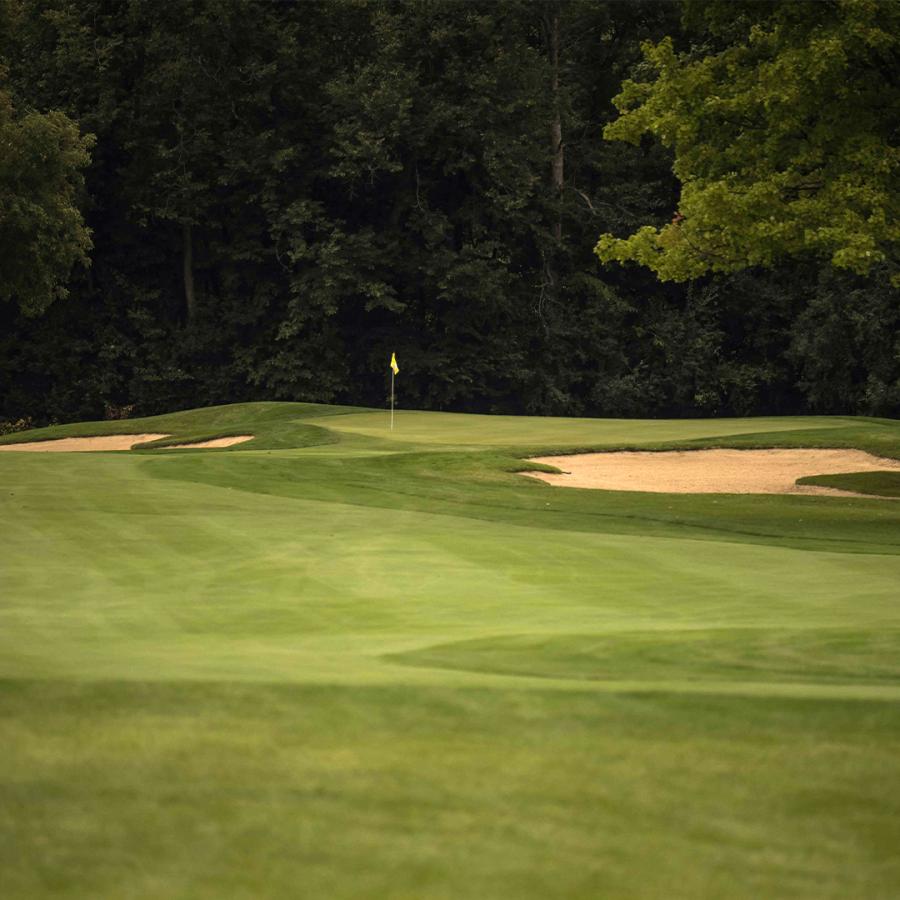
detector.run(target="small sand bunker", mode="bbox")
[0,433,254,452]
[159,435,253,449]
[524,448,900,497]
[0,433,171,452]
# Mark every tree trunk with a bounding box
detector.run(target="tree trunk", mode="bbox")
[549,9,563,241]
[182,221,195,321]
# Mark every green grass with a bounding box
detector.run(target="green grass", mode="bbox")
[2,403,900,898]
[798,470,900,497]
[391,628,900,686]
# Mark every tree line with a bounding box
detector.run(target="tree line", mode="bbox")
[1,0,897,425]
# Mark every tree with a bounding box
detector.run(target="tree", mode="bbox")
[595,0,900,283]
[0,79,93,315]
[14,0,890,422]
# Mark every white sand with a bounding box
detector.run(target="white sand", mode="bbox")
[523,448,900,497]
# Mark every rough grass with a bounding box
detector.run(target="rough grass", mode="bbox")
[2,403,900,898]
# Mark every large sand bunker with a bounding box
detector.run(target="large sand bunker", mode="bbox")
[523,449,900,497]
[0,434,253,452]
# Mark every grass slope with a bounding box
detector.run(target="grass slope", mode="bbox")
[798,470,900,497]
[2,403,900,898]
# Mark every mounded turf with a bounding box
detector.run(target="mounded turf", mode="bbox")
[798,470,900,497]
[2,403,899,898]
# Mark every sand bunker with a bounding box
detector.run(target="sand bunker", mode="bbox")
[0,433,171,452]
[523,449,900,497]
[159,435,253,449]
[0,433,253,452]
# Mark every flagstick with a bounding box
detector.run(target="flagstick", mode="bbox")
[390,369,395,431]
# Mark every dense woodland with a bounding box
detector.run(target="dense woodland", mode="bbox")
[1,0,898,425]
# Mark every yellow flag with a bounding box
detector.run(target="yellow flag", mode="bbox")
[390,352,399,375]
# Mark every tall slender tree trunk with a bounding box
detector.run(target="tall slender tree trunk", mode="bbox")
[549,9,563,241]
[536,5,564,333]
[183,221,195,321]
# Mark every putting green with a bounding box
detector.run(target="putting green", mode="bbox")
[2,403,899,898]
[321,408,856,447]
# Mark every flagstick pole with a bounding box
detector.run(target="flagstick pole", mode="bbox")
[390,370,395,431]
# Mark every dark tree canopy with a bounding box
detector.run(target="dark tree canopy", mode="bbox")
[0,0,897,424]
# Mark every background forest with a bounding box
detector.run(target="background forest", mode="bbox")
[1,0,898,425]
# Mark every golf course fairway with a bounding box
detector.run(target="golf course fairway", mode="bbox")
[2,402,899,898]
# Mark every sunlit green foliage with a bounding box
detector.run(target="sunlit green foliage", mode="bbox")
[596,0,900,282]
[0,79,92,314]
